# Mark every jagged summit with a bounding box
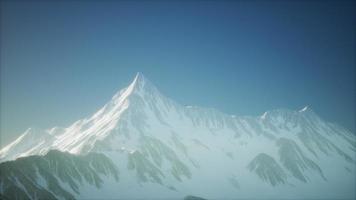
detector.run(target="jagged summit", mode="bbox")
[134,72,145,82]
[110,72,147,103]
[260,112,268,120]
[260,107,311,119]
[299,105,309,112]
[112,72,158,100]
[131,72,146,89]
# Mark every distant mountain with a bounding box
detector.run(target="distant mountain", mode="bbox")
[1,73,355,199]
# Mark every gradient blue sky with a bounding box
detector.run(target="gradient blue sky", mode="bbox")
[1,0,355,145]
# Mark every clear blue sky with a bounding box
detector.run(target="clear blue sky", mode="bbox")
[1,0,355,145]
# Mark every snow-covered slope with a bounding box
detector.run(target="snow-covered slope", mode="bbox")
[0,150,118,200]
[1,72,355,199]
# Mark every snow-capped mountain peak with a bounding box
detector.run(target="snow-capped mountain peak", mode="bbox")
[260,112,268,120]
[1,73,355,200]
[111,72,146,100]
[299,105,309,112]
[132,72,146,89]
[110,72,160,103]
[121,72,146,94]
[0,73,169,160]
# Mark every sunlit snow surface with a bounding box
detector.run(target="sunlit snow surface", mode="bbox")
[0,73,355,200]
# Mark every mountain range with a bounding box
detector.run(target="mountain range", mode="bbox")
[1,73,355,200]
